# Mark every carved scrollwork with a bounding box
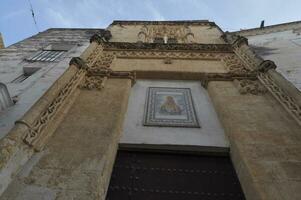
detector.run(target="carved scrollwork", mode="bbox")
[113,50,227,60]
[258,73,301,126]
[234,79,267,95]
[221,54,253,75]
[102,42,232,52]
[22,68,86,150]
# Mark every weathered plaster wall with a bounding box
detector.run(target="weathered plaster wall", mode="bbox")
[0,29,100,139]
[108,24,225,44]
[1,79,131,200]
[208,81,301,200]
[121,80,228,150]
[111,58,226,73]
[245,29,301,90]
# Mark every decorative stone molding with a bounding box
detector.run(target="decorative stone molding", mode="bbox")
[22,67,86,150]
[80,76,107,90]
[234,79,267,95]
[137,25,194,43]
[88,52,115,74]
[103,42,233,52]
[221,54,255,75]
[222,32,263,70]
[113,50,228,60]
[258,73,301,126]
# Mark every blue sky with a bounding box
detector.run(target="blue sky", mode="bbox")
[0,0,300,46]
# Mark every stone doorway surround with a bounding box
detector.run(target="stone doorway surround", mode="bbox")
[0,30,301,200]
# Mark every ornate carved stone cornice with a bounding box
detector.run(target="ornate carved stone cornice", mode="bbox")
[90,30,112,43]
[102,42,233,52]
[113,50,229,60]
[222,32,263,70]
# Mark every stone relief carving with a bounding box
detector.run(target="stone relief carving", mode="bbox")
[137,25,195,43]
[22,66,86,150]
[113,50,228,60]
[80,76,107,90]
[234,79,267,95]
[221,54,253,75]
[258,73,301,126]
[103,42,232,52]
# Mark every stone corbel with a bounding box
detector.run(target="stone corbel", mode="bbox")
[90,30,112,44]
[69,57,88,70]
[258,60,277,73]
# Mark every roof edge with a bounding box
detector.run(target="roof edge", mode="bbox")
[110,20,216,26]
[232,20,301,36]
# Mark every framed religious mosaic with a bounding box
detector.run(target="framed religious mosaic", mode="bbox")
[143,87,200,128]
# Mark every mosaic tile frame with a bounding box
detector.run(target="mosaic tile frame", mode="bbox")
[143,87,200,128]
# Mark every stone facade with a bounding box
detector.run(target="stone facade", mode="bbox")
[0,20,300,200]
[234,21,301,90]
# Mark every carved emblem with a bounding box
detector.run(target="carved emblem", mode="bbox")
[138,25,194,43]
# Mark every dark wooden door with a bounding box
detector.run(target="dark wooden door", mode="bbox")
[106,151,245,200]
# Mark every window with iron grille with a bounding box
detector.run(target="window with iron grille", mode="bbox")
[26,43,74,62]
[28,50,65,62]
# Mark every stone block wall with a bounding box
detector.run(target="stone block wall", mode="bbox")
[208,81,301,200]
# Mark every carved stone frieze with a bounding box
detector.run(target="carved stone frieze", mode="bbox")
[221,54,254,75]
[138,25,194,43]
[234,79,267,95]
[113,50,228,60]
[86,45,104,66]
[22,67,86,150]
[103,42,233,52]
[88,52,115,74]
[258,73,301,126]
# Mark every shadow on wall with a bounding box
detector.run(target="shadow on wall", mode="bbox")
[250,45,279,56]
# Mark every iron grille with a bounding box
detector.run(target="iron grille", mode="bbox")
[28,50,64,62]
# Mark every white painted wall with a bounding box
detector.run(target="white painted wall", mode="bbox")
[120,80,228,149]
[247,30,301,90]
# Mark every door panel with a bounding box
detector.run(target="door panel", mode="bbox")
[106,151,245,200]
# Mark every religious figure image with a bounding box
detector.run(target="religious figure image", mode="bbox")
[144,87,200,128]
[159,96,182,115]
